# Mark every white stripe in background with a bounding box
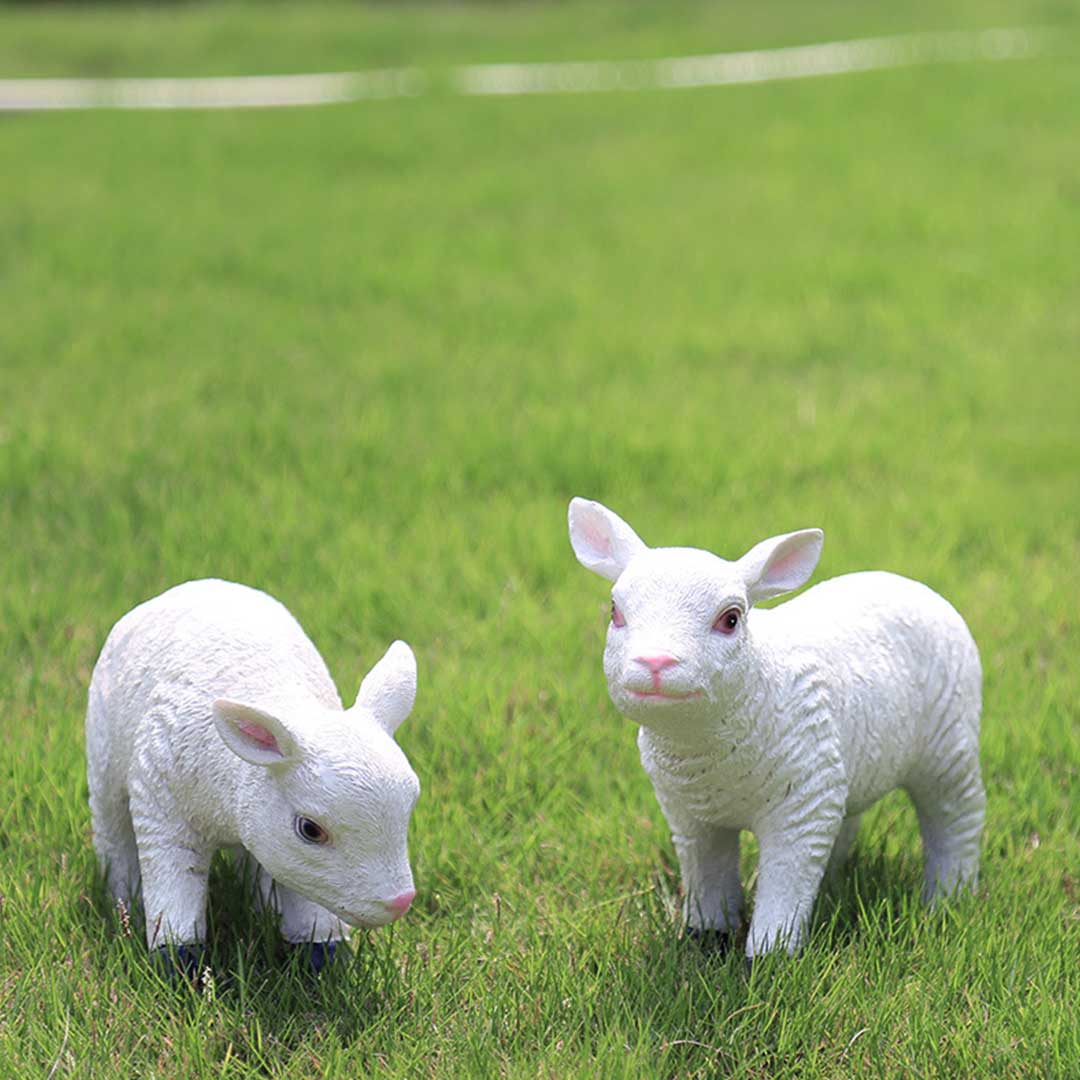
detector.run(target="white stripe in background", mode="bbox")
[458,27,1049,96]
[0,28,1053,112]
[0,68,425,111]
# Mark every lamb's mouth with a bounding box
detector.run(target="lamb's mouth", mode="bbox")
[630,689,704,702]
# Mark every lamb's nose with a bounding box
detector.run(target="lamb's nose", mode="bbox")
[635,654,680,675]
[386,890,416,917]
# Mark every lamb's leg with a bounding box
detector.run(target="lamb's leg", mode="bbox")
[277,883,346,942]
[89,786,141,905]
[907,660,985,902]
[908,755,985,903]
[673,827,743,944]
[747,816,841,958]
[86,690,140,904]
[240,858,348,971]
[824,814,861,883]
[275,884,350,971]
[129,786,212,960]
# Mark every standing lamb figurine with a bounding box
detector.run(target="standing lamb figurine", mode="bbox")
[568,498,985,959]
[86,579,421,973]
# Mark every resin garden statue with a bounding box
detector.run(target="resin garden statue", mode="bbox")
[86,579,421,974]
[568,497,985,959]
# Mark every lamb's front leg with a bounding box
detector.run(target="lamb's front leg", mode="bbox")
[131,788,213,975]
[276,882,348,966]
[672,826,744,946]
[747,810,843,959]
[246,861,348,972]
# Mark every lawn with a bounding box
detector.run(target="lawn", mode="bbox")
[1,1,1078,1076]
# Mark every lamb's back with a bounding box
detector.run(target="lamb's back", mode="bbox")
[765,571,980,810]
[87,580,341,789]
[773,571,978,685]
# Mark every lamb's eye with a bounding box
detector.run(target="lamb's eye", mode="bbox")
[611,601,627,628]
[713,607,741,635]
[295,816,330,845]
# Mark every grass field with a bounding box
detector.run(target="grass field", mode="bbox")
[2,1,1079,1076]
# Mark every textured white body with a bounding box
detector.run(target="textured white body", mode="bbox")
[86,579,420,951]
[569,500,985,957]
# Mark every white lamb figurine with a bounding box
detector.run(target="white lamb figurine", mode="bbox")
[86,579,421,973]
[569,498,985,959]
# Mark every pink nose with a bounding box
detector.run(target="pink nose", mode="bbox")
[386,890,416,916]
[635,654,680,675]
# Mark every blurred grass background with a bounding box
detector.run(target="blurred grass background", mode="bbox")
[1,0,1072,76]
[1,1,1078,1076]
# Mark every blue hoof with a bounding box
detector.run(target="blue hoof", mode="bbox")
[292,940,340,974]
[152,942,206,982]
[684,926,735,955]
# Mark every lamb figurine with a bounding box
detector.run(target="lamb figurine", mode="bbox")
[86,578,421,973]
[568,498,985,959]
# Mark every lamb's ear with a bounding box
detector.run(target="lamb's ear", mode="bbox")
[568,497,648,582]
[213,700,303,767]
[738,529,824,605]
[355,640,417,737]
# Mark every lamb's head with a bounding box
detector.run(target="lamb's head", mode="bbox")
[569,498,823,728]
[212,641,420,929]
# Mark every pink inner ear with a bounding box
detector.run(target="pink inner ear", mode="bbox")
[580,515,613,557]
[237,721,280,754]
[766,549,801,580]
[763,541,815,588]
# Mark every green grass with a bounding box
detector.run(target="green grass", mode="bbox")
[2,1,1079,1076]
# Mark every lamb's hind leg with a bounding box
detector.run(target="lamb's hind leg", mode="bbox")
[825,814,862,883]
[88,783,141,905]
[908,710,985,903]
[86,690,140,904]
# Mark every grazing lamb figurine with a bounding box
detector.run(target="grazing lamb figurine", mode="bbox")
[568,498,985,959]
[86,579,421,972]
